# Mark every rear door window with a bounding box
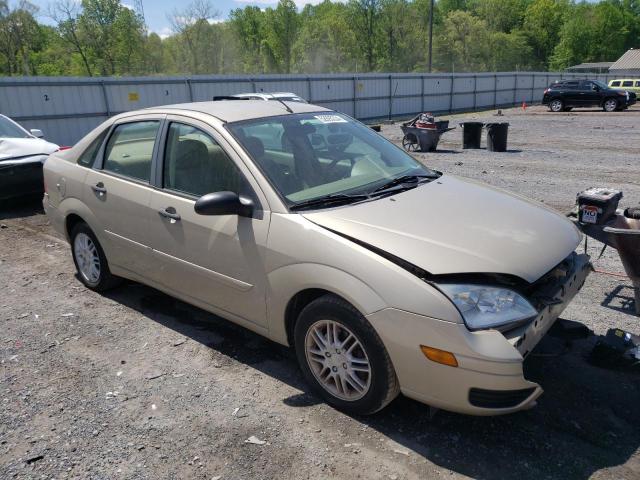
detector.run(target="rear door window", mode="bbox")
[622,80,633,87]
[78,129,108,168]
[103,121,160,182]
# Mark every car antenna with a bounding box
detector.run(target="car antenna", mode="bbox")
[271,95,294,114]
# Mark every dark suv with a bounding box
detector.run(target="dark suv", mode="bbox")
[542,79,636,112]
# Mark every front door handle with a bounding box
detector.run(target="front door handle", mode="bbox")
[158,207,181,222]
[91,182,107,195]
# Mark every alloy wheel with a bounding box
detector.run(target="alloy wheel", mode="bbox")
[550,100,563,112]
[73,232,101,285]
[604,99,618,112]
[304,320,372,401]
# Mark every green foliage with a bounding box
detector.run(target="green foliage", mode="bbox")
[0,0,639,76]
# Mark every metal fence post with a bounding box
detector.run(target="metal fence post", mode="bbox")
[100,80,110,117]
[512,74,517,106]
[388,74,393,120]
[493,74,497,108]
[449,74,454,113]
[473,74,477,110]
[353,75,357,118]
[186,78,193,101]
[421,74,425,112]
[306,75,312,103]
[530,73,535,103]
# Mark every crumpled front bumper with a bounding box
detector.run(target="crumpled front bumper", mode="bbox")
[366,253,592,416]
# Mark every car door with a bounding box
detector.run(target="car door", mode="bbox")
[580,81,601,106]
[83,115,163,277]
[556,81,579,106]
[147,116,271,328]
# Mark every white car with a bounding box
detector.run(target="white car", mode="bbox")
[0,114,59,201]
[228,92,307,103]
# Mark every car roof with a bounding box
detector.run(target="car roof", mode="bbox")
[142,100,329,123]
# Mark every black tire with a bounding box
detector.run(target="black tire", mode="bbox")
[70,222,121,291]
[294,294,399,415]
[603,97,618,112]
[549,98,564,112]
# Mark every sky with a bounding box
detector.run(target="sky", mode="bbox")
[26,0,325,38]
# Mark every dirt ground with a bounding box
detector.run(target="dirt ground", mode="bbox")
[1,105,639,480]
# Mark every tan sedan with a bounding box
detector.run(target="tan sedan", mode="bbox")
[43,100,591,415]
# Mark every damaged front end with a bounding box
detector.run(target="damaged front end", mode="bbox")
[504,252,592,357]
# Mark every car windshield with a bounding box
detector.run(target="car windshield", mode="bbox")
[227,112,439,207]
[0,116,29,139]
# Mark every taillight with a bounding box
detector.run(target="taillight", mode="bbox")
[543,88,549,94]
[57,146,72,151]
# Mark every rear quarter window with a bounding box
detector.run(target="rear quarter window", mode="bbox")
[78,129,108,167]
[635,81,640,87]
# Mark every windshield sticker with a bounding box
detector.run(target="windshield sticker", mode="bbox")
[314,114,347,124]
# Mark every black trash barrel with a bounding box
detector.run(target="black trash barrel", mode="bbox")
[486,122,509,152]
[461,122,483,149]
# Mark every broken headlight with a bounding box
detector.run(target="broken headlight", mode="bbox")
[438,284,537,331]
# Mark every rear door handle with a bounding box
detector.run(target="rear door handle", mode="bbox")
[158,207,181,222]
[91,182,107,195]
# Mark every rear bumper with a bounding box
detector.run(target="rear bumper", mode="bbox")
[366,254,591,416]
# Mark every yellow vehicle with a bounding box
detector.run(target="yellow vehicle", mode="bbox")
[608,79,640,94]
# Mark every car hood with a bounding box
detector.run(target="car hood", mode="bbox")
[303,175,581,283]
[0,137,59,162]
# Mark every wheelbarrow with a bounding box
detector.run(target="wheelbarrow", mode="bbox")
[401,115,455,152]
[575,207,640,315]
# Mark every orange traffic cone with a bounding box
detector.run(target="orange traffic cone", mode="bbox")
[522,101,527,111]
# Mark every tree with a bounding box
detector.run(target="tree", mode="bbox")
[434,10,490,71]
[523,0,568,69]
[168,0,220,74]
[471,0,529,33]
[263,0,299,73]
[49,0,94,76]
[349,0,381,71]
[293,1,358,72]
[229,6,266,73]
[0,1,43,75]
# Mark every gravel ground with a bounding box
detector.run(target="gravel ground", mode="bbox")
[1,105,639,480]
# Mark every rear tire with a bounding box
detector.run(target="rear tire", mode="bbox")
[294,294,399,415]
[549,99,564,112]
[603,98,618,112]
[70,222,121,291]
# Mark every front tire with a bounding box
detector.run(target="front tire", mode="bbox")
[70,222,121,291]
[603,98,618,112]
[549,99,564,112]
[294,295,399,415]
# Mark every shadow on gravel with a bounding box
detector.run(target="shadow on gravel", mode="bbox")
[0,195,44,220]
[104,284,639,480]
[601,284,638,315]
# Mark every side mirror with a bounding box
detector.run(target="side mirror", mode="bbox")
[194,191,253,217]
[592,85,599,91]
[30,129,44,138]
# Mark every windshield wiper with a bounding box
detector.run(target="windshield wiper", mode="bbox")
[371,173,438,194]
[290,193,370,211]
